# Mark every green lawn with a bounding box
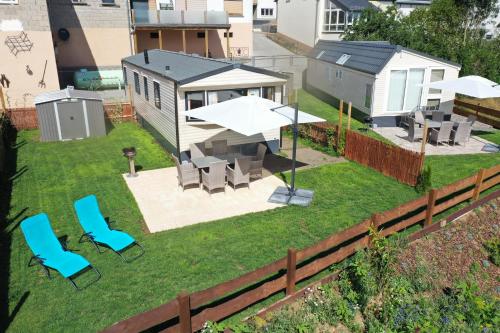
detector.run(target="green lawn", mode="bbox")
[473,129,500,145]
[2,122,499,332]
[297,89,392,144]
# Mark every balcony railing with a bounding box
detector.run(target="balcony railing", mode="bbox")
[133,9,230,27]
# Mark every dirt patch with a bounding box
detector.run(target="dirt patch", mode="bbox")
[398,198,500,294]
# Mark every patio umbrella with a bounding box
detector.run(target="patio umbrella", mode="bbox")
[422,75,500,98]
[183,96,326,206]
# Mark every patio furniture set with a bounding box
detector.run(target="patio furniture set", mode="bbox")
[20,195,144,290]
[173,140,268,194]
[402,110,476,146]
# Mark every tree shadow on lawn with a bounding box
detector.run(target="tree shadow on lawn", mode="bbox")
[0,127,31,332]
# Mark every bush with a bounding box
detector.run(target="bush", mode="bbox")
[483,237,500,266]
[415,165,432,193]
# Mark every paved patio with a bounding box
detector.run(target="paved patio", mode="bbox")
[124,168,286,233]
[373,126,498,155]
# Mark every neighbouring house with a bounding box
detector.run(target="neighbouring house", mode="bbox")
[132,0,254,59]
[306,40,461,127]
[48,0,133,87]
[369,0,432,16]
[276,0,374,48]
[0,0,59,108]
[255,0,277,20]
[122,50,287,159]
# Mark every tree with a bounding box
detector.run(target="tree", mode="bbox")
[344,0,500,82]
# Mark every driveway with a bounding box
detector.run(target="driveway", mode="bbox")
[253,31,295,57]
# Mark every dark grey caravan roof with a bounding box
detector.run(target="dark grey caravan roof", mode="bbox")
[34,87,102,104]
[310,40,461,75]
[122,50,288,85]
[335,0,376,11]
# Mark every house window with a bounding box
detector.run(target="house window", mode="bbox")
[185,91,205,121]
[427,98,441,109]
[365,84,372,109]
[123,67,127,86]
[324,0,359,32]
[207,89,247,105]
[387,68,424,112]
[134,72,140,95]
[150,32,159,39]
[262,87,275,101]
[224,32,234,38]
[143,76,149,101]
[429,69,445,94]
[336,54,351,65]
[248,88,260,97]
[153,81,161,109]
[158,0,174,10]
[335,69,343,80]
[261,8,274,16]
[0,0,19,3]
[197,32,205,39]
[328,67,334,82]
[101,0,116,6]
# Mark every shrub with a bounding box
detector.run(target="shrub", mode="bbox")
[483,237,500,266]
[415,165,432,193]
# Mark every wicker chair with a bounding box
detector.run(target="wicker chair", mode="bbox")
[202,160,227,195]
[414,111,426,125]
[190,142,206,159]
[429,121,454,146]
[173,154,200,191]
[450,122,472,145]
[408,117,423,142]
[227,157,251,189]
[250,143,267,180]
[466,115,477,126]
[211,140,228,155]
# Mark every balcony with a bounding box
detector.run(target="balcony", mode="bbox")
[133,9,230,29]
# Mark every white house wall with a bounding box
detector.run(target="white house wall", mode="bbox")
[374,50,460,117]
[306,58,376,115]
[277,0,318,47]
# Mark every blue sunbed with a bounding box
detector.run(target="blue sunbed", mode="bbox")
[20,213,101,290]
[74,195,144,262]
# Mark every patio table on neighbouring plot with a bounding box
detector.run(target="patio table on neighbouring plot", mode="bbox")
[416,120,442,128]
[191,153,251,169]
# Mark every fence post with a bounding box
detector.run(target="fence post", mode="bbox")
[424,189,437,226]
[473,168,486,201]
[177,292,192,333]
[338,100,344,129]
[420,121,428,155]
[347,101,352,130]
[286,248,297,296]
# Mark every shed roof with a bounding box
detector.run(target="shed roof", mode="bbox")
[122,50,288,85]
[34,87,102,104]
[309,40,461,75]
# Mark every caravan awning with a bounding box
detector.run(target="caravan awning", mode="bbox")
[183,96,325,136]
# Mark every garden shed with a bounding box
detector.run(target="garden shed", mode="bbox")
[34,86,106,141]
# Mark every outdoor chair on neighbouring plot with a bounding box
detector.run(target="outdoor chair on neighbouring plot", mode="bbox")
[190,142,206,159]
[250,143,267,180]
[202,160,227,195]
[173,154,200,190]
[429,121,454,145]
[414,111,426,125]
[450,121,472,145]
[211,139,228,155]
[399,113,412,128]
[74,195,145,262]
[466,115,477,126]
[408,117,424,142]
[20,213,101,290]
[432,112,445,122]
[227,156,252,190]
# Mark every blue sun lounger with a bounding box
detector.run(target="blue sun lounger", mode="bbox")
[20,213,101,290]
[74,195,144,262]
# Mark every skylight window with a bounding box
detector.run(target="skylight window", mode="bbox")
[316,50,325,59]
[336,54,351,65]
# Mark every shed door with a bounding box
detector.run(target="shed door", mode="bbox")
[57,101,87,140]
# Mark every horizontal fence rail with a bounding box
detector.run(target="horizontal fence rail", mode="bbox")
[103,164,500,333]
[344,130,424,186]
[453,99,500,129]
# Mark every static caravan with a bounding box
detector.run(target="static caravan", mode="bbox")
[122,50,288,160]
[307,41,461,127]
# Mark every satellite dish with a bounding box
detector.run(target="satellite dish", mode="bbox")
[58,28,70,41]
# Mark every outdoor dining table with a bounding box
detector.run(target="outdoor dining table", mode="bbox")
[191,153,251,169]
[416,120,442,128]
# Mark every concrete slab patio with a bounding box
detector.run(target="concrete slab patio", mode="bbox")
[124,168,286,233]
[373,126,499,155]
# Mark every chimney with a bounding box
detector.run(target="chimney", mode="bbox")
[144,49,149,64]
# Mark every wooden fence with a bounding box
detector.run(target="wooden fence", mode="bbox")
[344,130,424,186]
[103,164,500,333]
[5,102,134,130]
[453,99,500,129]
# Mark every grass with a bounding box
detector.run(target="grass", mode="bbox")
[2,122,499,332]
[473,129,500,145]
[297,89,393,144]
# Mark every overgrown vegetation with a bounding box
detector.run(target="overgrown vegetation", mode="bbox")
[415,165,432,194]
[345,0,500,82]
